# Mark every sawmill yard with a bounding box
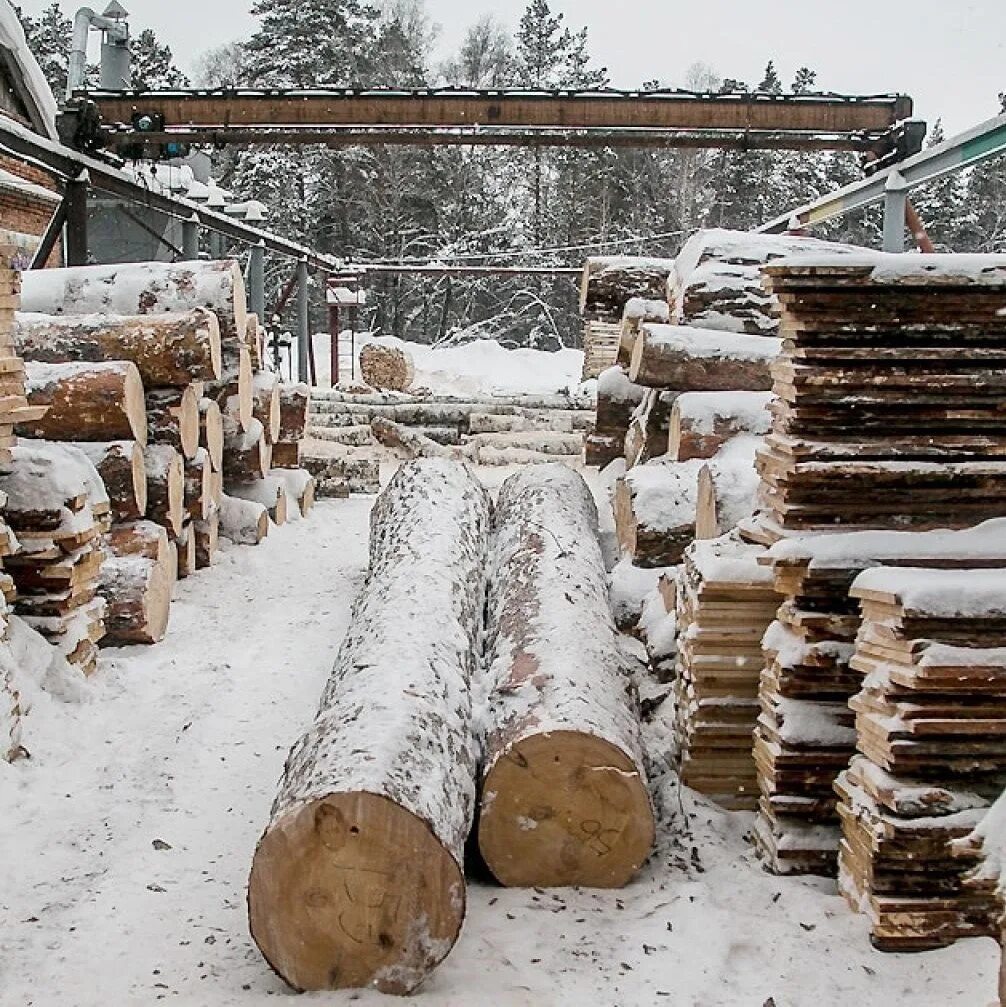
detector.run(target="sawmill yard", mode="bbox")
[0,486,995,1007]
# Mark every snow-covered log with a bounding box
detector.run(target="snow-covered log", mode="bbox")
[479,464,654,888]
[248,459,490,993]
[219,494,269,545]
[695,438,762,539]
[301,452,380,497]
[252,371,281,444]
[669,391,773,462]
[106,520,177,580]
[629,324,779,391]
[585,432,624,468]
[617,297,670,367]
[208,343,253,432]
[223,415,271,481]
[229,476,288,525]
[274,468,315,519]
[14,308,222,387]
[183,448,213,522]
[624,389,677,468]
[19,259,248,343]
[370,416,450,459]
[143,445,185,537]
[21,360,147,444]
[596,365,647,434]
[580,256,675,319]
[199,398,224,473]
[70,440,146,523]
[146,385,200,460]
[98,549,173,646]
[278,382,310,443]
[360,342,415,392]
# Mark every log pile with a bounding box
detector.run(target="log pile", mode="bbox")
[587,365,646,468]
[751,253,1006,876]
[479,464,654,887]
[673,534,777,810]
[835,566,1006,951]
[249,459,490,994]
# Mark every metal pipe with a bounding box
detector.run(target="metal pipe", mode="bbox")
[64,170,90,266]
[181,214,199,259]
[882,171,909,253]
[67,9,97,101]
[297,258,310,384]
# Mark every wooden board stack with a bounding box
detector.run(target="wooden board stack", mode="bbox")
[835,567,1006,951]
[674,533,778,810]
[749,253,1006,876]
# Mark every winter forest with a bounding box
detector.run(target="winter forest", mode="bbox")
[14,0,1006,349]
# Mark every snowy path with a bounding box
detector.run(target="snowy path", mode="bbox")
[0,497,996,1007]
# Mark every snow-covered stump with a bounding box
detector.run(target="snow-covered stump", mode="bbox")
[360,342,415,392]
[248,459,490,994]
[219,494,269,546]
[69,440,147,524]
[146,385,201,460]
[199,398,224,473]
[21,360,148,444]
[479,464,654,889]
[629,324,780,391]
[14,308,223,387]
[143,445,185,538]
[669,390,773,462]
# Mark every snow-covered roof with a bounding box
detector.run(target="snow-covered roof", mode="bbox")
[0,1,58,140]
[0,165,60,203]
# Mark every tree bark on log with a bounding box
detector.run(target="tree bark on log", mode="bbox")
[252,372,282,445]
[220,494,269,545]
[184,448,213,522]
[143,445,185,537]
[479,464,654,888]
[147,385,201,460]
[615,460,702,567]
[371,417,451,459]
[248,459,490,994]
[629,324,779,391]
[106,519,178,585]
[246,313,264,371]
[669,391,773,462]
[695,448,761,541]
[585,432,624,468]
[616,298,670,368]
[207,344,253,432]
[223,416,271,481]
[278,382,310,442]
[579,256,675,319]
[596,365,647,435]
[70,440,146,523]
[14,308,222,387]
[199,398,224,473]
[19,259,248,344]
[21,360,148,444]
[230,476,288,525]
[174,522,196,579]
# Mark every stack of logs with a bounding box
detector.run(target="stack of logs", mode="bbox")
[750,254,1006,878]
[836,567,1006,951]
[7,258,314,651]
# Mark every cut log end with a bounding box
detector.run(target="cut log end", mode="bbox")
[248,792,466,995]
[479,731,654,890]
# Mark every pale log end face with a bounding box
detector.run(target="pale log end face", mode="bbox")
[479,732,655,889]
[249,793,465,995]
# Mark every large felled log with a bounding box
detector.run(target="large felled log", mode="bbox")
[669,390,773,462]
[629,324,780,390]
[184,448,214,522]
[208,343,253,432]
[199,398,224,473]
[106,520,178,583]
[252,371,281,444]
[230,476,288,525]
[370,417,450,459]
[219,494,268,545]
[20,259,248,343]
[14,308,222,387]
[301,451,380,497]
[248,459,490,994]
[616,297,670,368]
[98,529,174,646]
[143,445,185,537]
[480,465,654,888]
[223,416,271,481]
[360,342,415,392]
[21,360,148,444]
[278,382,310,443]
[596,365,647,435]
[146,385,201,460]
[70,441,146,523]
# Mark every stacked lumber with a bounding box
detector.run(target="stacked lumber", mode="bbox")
[579,256,676,379]
[674,534,777,810]
[751,252,1006,876]
[249,459,490,994]
[835,566,1006,951]
[479,464,654,887]
[0,442,107,675]
[667,229,863,335]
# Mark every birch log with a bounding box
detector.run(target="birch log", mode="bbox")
[479,464,654,888]
[146,385,201,460]
[69,441,146,523]
[248,459,490,994]
[629,324,779,390]
[14,308,222,387]
[143,445,185,537]
[22,361,148,444]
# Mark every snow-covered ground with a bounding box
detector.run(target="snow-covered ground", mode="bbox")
[0,484,995,1007]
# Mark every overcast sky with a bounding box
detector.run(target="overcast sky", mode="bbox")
[20,0,1006,133]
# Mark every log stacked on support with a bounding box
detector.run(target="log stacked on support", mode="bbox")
[617,297,670,368]
[674,534,778,810]
[587,365,646,468]
[835,567,1006,951]
[146,385,201,460]
[751,253,1006,876]
[69,441,147,524]
[669,391,773,462]
[479,465,654,888]
[249,459,490,994]
[0,442,107,675]
[623,389,677,468]
[273,382,310,469]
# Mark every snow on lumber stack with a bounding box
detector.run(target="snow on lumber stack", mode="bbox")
[146,385,200,460]
[21,360,148,445]
[249,459,490,993]
[13,309,223,387]
[99,522,174,646]
[580,255,676,321]
[617,297,670,368]
[668,229,867,335]
[479,464,654,888]
[673,533,778,811]
[833,566,1006,951]
[68,441,147,525]
[360,341,415,392]
[669,391,773,462]
[629,324,780,391]
[0,442,108,676]
[695,436,762,540]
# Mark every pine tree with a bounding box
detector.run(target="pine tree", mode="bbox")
[14,2,72,99]
[131,29,190,89]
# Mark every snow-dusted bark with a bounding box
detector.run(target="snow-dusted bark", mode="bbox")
[198,398,224,473]
[479,464,654,889]
[222,415,270,482]
[669,390,773,462]
[248,459,491,994]
[146,385,200,460]
[142,445,184,537]
[251,371,281,444]
[70,441,147,524]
